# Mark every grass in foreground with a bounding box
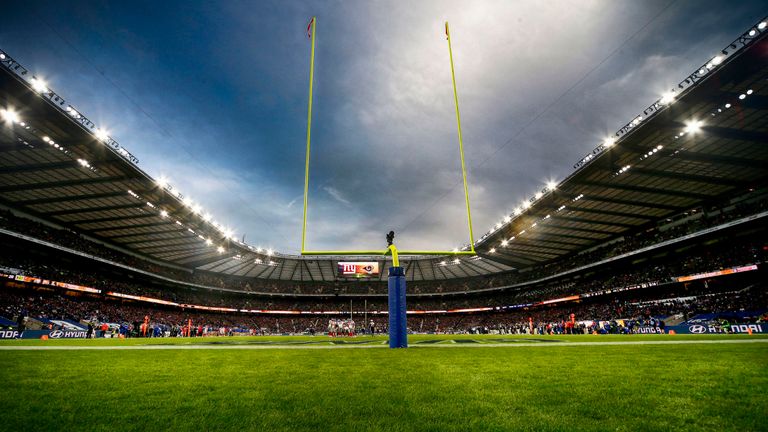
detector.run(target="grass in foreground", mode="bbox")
[0,338,766,431]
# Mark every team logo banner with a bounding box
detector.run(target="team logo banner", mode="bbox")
[337,262,379,277]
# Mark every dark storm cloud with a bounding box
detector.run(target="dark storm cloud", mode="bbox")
[1,0,765,253]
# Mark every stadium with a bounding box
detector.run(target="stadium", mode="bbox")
[0,2,766,431]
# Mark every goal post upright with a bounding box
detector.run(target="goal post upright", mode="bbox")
[445,21,476,255]
[301,16,317,254]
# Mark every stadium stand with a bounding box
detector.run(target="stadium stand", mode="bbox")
[1,189,766,295]
[0,213,764,335]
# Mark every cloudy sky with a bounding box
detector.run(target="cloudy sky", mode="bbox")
[1,1,765,253]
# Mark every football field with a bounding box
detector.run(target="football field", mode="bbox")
[1,334,766,431]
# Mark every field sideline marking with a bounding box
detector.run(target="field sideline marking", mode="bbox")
[0,339,766,350]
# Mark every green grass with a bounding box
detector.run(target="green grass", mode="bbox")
[0,335,766,431]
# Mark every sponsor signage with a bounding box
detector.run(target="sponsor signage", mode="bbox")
[50,281,100,294]
[48,330,88,339]
[1,272,101,294]
[106,292,179,306]
[408,310,448,314]
[447,307,494,313]
[0,330,20,339]
[668,323,768,334]
[11,330,90,339]
[181,304,239,312]
[676,264,758,283]
[634,326,664,334]
[539,295,580,305]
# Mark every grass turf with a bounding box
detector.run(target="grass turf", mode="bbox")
[0,335,766,431]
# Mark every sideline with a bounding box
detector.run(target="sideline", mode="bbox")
[0,338,766,350]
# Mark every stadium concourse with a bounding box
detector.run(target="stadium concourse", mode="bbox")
[1,15,768,340]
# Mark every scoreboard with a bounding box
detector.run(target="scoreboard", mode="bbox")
[337,262,379,278]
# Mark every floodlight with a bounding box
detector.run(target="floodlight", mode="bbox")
[684,120,703,134]
[660,91,675,105]
[1,108,19,123]
[30,78,48,93]
[94,128,109,141]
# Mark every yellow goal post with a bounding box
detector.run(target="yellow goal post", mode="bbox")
[300,18,475,259]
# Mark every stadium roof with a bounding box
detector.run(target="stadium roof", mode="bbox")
[473,18,768,267]
[0,17,766,281]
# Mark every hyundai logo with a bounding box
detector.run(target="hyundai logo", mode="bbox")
[49,330,64,338]
[688,325,707,334]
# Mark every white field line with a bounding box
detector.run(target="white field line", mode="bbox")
[0,338,766,350]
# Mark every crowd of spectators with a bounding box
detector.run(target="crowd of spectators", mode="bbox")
[1,277,764,336]
[1,194,766,296]
[411,196,768,294]
[429,282,768,335]
[0,230,763,317]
